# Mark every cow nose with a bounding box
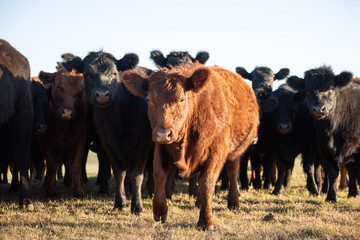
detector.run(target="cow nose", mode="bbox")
[94,90,111,104]
[36,123,47,134]
[312,105,326,118]
[278,123,290,130]
[154,129,173,144]
[61,108,73,120]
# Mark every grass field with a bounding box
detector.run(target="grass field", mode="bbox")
[0,153,359,239]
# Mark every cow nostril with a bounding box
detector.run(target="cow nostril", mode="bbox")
[105,91,111,97]
[95,92,99,98]
[321,106,326,112]
[166,130,172,141]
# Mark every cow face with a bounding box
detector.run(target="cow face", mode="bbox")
[236,67,290,100]
[303,67,352,120]
[39,69,84,120]
[270,86,305,134]
[80,52,139,108]
[122,67,210,144]
[31,80,50,134]
[150,50,210,68]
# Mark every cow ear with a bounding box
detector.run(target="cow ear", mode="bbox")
[186,68,210,92]
[150,50,167,67]
[121,70,149,98]
[335,71,353,88]
[195,51,210,64]
[274,68,290,80]
[57,53,84,73]
[286,76,305,91]
[38,71,55,85]
[235,67,252,80]
[117,53,139,71]
[260,95,278,113]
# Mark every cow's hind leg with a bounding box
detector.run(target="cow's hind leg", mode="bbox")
[226,157,240,210]
[346,162,358,198]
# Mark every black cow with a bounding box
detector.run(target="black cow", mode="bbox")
[150,50,209,68]
[288,66,360,202]
[267,83,321,195]
[235,66,289,190]
[59,51,153,214]
[30,78,50,181]
[0,39,34,210]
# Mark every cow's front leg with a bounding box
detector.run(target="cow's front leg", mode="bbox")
[153,144,171,223]
[197,150,227,231]
[113,166,127,210]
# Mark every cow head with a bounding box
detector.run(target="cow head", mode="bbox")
[31,78,50,134]
[150,50,210,68]
[122,65,210,144]
[288,66,353,120]
[236,66,290,100]
[270,84,305,134]
[58,51,139,108]
[39,69,84,120]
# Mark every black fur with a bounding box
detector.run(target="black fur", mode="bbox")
[0,39,34,209]
[150,50,210,68]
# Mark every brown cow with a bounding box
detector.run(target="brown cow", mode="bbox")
[37,69,87,198]
[122,63,259,230]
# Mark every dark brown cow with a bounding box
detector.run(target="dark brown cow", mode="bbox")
[37,69,87,198]
[122,63,259,230]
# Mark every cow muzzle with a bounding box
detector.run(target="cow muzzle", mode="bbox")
[35,123,47,134]
[94,90,112,107]
[311,105,326,119]
[153,128,173,144]
[61,108,73,120]
[277,123,292,134]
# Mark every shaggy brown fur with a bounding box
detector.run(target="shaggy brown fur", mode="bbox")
[37,69,87,198]
[122,62,259,230]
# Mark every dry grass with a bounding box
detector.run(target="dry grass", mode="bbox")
[0,154,359,239]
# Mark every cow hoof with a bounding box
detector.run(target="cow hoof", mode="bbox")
[197,225,215,231]
[154,213,167,223]
[21,198,34,211]
[325,198,337,203]
[228,205,240,212]
[131,206,143,215]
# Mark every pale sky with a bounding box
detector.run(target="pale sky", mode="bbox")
[1,0,359,88]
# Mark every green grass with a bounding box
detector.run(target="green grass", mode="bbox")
[0,154,359,239]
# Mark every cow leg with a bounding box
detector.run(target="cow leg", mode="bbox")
[10,168,19,192]
[239,152,249,190]
[250,152,262,189]
[69,146,85,198]
[165,165,177,199]
[338,164,348,190]
[145,151,155,197]
[197,156,226,231]
[272,157,286,195]
[43,151,59,198]
[346,162,358,198]
[153,144,172,223]
[96,142,111,195]
[303,156,320,196]
[314,156,325,194]
[283,160,294,189]
[226,158,240,210]
[262,154,274,190]
[325,161,339,203]
[189,175,198,197]
[129,143,149,215]
[9,107,33,210]
[81,142,90,184]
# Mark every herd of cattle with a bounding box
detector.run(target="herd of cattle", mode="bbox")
[0,39,359,230]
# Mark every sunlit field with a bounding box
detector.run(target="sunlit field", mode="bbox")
[0,154,359,239]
